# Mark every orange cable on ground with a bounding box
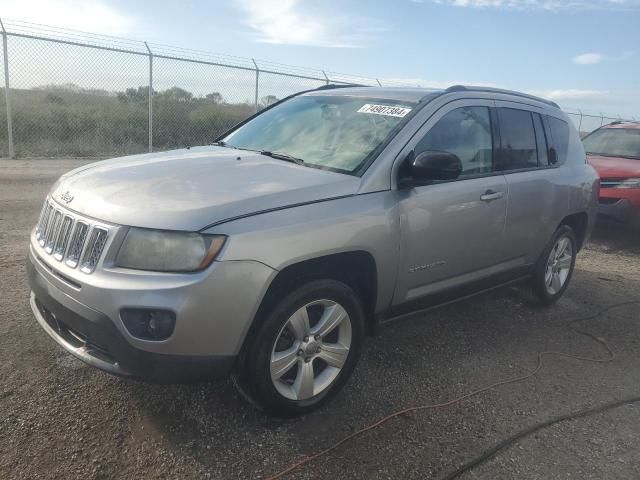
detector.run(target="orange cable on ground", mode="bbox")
[264,300,640,480]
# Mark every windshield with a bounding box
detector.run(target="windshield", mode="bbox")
[583,128,640,160]
[222,95,416,174]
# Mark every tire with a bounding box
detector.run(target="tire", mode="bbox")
[235,279,365,417]
[531,225,577,306]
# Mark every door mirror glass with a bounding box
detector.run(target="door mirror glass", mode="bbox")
[410,150,462,182]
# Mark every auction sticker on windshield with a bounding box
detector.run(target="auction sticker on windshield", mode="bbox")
[357,104,412,118]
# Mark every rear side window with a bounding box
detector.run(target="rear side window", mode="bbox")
[496,108,538,171]
[532,113,549,166]
[414,106,493,177]
[546,116,570,165]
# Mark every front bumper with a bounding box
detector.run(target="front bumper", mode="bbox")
[598,198,638,224]
[29,289,234,381]
[598,187,640,224]
[28,242,276,381]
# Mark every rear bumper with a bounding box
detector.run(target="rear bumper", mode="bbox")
[28,254,237,382]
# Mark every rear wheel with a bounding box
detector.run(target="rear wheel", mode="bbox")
[532,225,577,305]
[236,279,364,417]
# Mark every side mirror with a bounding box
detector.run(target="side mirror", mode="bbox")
[405,150,462,184]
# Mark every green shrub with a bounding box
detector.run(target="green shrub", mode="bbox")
[0,85,256,158]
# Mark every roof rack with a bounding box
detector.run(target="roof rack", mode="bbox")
[444,85,560,109]
[314,83,369,90]
[605,119,640,126]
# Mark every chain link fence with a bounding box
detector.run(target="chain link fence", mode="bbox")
[0,18,636,158]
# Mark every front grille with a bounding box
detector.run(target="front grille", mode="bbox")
[34,299,117,365]
[600,178,623,188]
[66,222,89,268]
[53,216,74,261]
[80,227,108,273]
[34,199,110,274]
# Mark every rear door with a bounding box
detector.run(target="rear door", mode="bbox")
[393,100,510,305]
[494,102,567,264]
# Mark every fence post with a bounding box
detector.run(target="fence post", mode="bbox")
[577,110,583,133]
[600,113,604,127]
[252,59,259,113]
[0,19,14,159]
[322,70,329,85]
[144,42,153,153]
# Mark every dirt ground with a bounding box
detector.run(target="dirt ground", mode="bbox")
[1,159,640,480]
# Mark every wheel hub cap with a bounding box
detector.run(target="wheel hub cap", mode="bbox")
[302,340,321,360]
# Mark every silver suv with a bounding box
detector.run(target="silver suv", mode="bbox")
[28,85,598,416]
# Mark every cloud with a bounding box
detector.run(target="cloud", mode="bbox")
[2,0,134,35]
[572,53,605,65]
[430,0,640,10]
[528,89,609,100]
[232,0,385,48]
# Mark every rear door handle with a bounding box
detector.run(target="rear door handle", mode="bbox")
[480,190,505,202]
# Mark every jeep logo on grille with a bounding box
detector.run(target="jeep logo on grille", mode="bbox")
[59,191,74,204]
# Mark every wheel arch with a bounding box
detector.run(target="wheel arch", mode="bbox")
[243,251,378,350]
[559,211,589,251]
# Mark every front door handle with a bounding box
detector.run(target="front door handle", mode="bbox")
[480,190,505,202]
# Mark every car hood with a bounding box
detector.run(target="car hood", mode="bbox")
[587,154,640,178]
[51,146,361,231]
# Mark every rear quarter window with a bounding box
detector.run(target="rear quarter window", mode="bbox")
[546,116,570,165]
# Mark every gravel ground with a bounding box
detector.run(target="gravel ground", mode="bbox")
[1,159,640,480]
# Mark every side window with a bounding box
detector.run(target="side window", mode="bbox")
[496,108,538,171]
[546,116,570,165]
[415,106,493,177]
[532,113,549,166]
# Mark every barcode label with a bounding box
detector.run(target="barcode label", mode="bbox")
[357,104,412,117]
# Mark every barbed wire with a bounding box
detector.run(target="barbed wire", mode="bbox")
[0,18,636,158]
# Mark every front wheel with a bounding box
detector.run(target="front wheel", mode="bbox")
[532,225,577,305]
[236,279,365,417]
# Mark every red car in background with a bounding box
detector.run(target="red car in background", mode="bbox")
[584,121,640,228]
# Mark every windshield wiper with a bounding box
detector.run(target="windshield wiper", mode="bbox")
[259,150,305,165]
[211,141,258,153]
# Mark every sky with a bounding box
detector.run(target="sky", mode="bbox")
[3,0,640,117]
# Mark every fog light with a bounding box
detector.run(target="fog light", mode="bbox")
[120,308,176,341]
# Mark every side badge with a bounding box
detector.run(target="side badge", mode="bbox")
[409,261,446,273]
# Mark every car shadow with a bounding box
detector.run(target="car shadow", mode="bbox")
[588,218,640,254]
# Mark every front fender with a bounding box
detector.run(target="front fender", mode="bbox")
[203,192,400,313]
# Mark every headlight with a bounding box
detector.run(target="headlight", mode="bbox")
[615,178,640,189]
[115,228,226,272]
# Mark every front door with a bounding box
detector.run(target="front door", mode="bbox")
[393,101,510,305]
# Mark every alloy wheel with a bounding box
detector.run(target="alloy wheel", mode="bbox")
[270,299,352,401]
[544,235,574,295]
